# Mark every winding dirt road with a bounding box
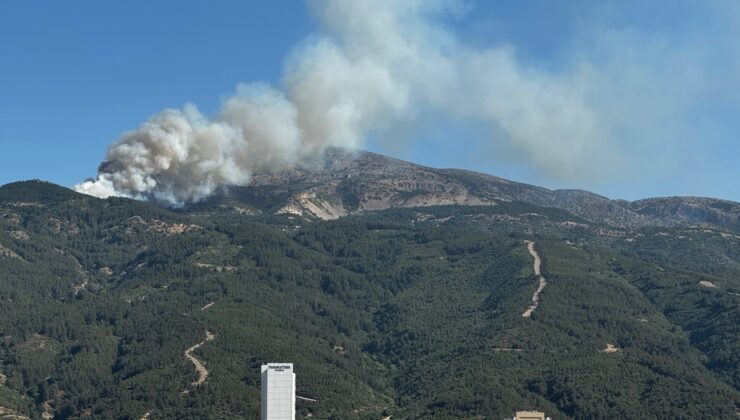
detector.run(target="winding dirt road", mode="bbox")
[185,331,215,386]
[522,240,547,318]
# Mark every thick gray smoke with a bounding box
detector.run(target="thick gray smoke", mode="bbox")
[76,0,613,205]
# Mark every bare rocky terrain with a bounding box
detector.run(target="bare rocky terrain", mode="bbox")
[194,148,740,232]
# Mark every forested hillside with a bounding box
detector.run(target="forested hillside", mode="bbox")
[0,180,738,419]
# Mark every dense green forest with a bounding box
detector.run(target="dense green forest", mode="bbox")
[0,181,738,419]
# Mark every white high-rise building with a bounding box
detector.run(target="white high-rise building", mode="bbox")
[261,363,296,420]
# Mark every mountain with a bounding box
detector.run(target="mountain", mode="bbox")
[0,153,738,419]
[196,148,740,231]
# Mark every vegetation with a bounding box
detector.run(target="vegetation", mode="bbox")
[0,181,737,418]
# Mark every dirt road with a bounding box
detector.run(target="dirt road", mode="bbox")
[522,240,547,318]
[185,331,215,386]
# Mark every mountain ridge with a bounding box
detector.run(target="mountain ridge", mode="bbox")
[3,148,740,235]
[188,148,740,231]
[4,149,739,231]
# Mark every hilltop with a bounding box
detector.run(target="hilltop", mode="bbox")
[189,148,740,231]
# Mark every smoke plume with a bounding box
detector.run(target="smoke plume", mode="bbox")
[75,0,619,205]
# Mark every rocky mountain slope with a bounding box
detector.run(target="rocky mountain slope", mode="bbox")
[198,148,740,231]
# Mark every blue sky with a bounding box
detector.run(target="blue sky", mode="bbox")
[1,0,739,201]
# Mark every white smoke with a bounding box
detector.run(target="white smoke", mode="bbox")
[75,0,622,205]
[74,85,303,204]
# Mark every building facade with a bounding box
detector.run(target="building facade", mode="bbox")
[511,411,548,420]
[261,363,296,420]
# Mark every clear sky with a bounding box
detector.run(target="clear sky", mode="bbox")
[1,0,739,202]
